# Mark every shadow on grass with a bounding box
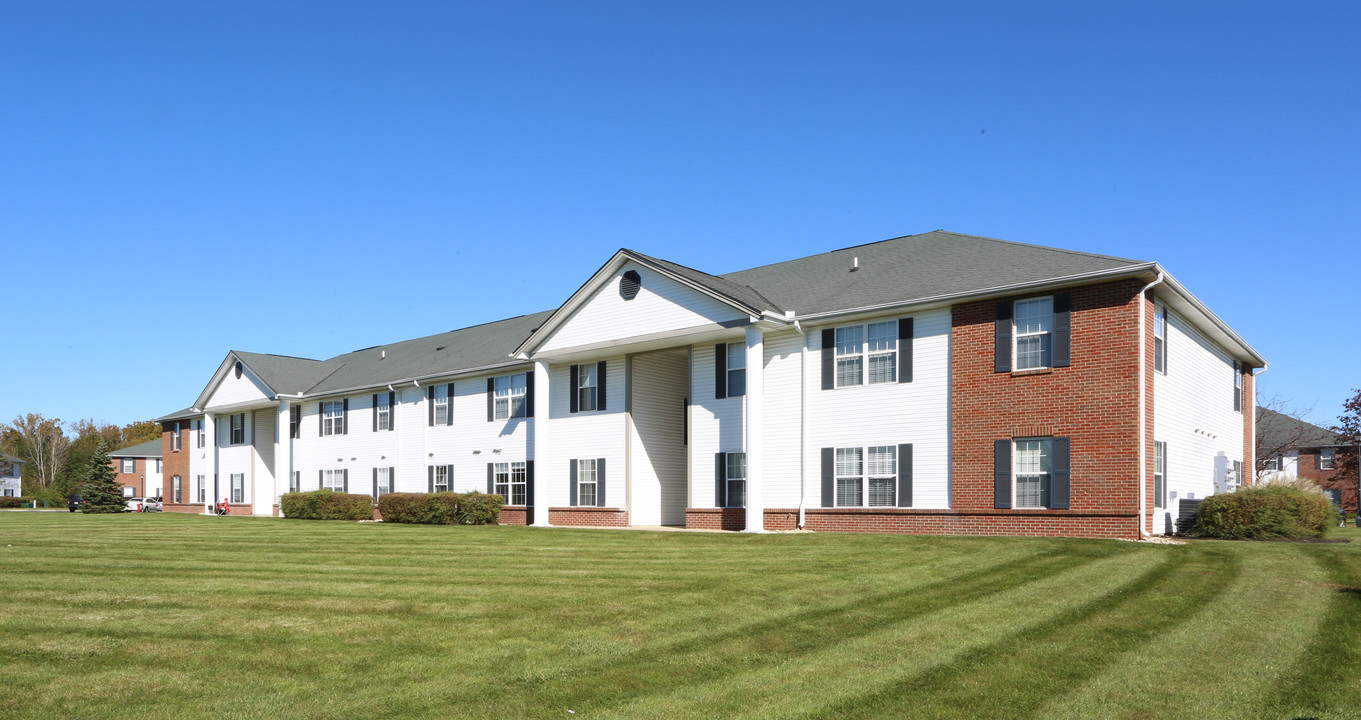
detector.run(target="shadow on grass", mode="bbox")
[1267,547,1361,718]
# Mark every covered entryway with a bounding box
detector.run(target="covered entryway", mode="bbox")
[628,348,690,526]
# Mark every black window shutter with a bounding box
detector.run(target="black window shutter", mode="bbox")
[1051,437,1071,509]
[525,460,535,508]
[342,469,348,493]
[715,344,728,399]
[446,384,455,426]
[388,391,396,431]
[317,469,322,491]
[372,394,379,432]
[597,361,608,411]
[1052,294,1072,368]
[994,439,1012,509]
[487,378,496,421]
[1160,447,1167,508]
[820,447,834,507]
[427,386,435,426]
[318,404,324,437]
[427,466,433,493]
[715,452,727,508]
[898,443,913,507]
[821,330,835,390]
[388,467,395,493]
[898,318,913,383]
[372,468,378,498]
[597,457,607,507]
[342,398,349,434]
[447,465,455,493]
[525,371,535,418]
[995,302,1013,373]
[486,462,494,495]
[569,460,578,506]
[569,365,579,413]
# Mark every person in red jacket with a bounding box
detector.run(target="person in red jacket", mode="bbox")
[215,497,231,515]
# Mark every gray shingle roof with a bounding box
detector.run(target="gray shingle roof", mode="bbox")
[1256,407,1347,450]
[155,407,201,422]
[110,438,162,458]
[720,230,1147,315]
[233,352,338,396]
[626,249,783,315]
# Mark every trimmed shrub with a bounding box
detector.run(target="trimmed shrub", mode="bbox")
[0,496,34,509]
[378,492,460,524]
[281,490,375,521]
[457,491,503,525]
[1194,486,1337,540]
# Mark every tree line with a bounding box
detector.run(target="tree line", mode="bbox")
[2,413,161,502]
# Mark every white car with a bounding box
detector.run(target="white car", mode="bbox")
[125,497,162,512]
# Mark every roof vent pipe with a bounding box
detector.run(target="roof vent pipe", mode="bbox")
[381,350,386,359]
[851,256,859,272]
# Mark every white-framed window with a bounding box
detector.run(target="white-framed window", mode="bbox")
[1321,448,1337,470]
[196,475,205,503]
[231,473,245,503]
[577,459,597,506]
[834,445,897,507]
[196,419,205,448]
[576,365,598,412]
[725,343,746,397]
[433,385,450,426]
[121,458,135,474]
[725,452,746,508]
[1153,441,1166,509]
[1233,362,1243,412]
[290,406,301,439]
[494,461,527,505]
[154,459,162,473]
[376,467,392,498]
[3,489,12,497]
[495,374,528,419]
[229,413,245,445]
[172,476,182,504]
[1264,455,1282,471]
[1014,438,1053,508]
[290,471,300,493]
[171,423,182,452]
[122,486,135,498]
[834,321,897,387]
[1014,297,1053,371]
[1154,305,1167,373]
[432,465,450,493]
[323,469,345,492]
[322,401,344,436]
[375,393,392,431]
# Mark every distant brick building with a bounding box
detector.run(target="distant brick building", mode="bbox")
[1257,407,1357,515]
[108,439,163,499]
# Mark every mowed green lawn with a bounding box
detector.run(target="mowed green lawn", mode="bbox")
[1,513,1359,720]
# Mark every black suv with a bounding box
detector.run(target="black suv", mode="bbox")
[67,494,86,512]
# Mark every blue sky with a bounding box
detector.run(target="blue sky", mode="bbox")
[2,1,1357,429]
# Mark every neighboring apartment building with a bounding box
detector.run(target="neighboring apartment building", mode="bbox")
[156,231,1263,539]
[1,454,23,497]
[1257,407,1357,515]
[108,439,163,499]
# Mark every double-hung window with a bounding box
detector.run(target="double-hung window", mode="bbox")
[1264,455,1281,471]
[172,476,182,504]
[725,344,746,397]
[834,321,897,386]
[1154,305,1167,373]
[495,374,528,419]
[432,465,450,493]
[726,452,747,508]
[154,459,162,473]
[1321,448,1337,470]
[1014,438,1053,508]
[196,420,205,448]
[577,365,598,412]
[493,461,528,505]
[375,393,392,431]
[834,446,897,507]
[121,458,135,474]
[123,486,135,498]
[375,467,392,498]
[433,385,450,426]
[322,401,344,436]
[231,473,245,503]
[1153,441,1167,509]
[171,423,182,452]
[289,471,300,493]
[230,413,245,445]
[196,476,205,503]
[1014,298,1053,371]
[322,469,345,492]
[576,459,598,506]
[1233,363,1243,412]
[835,326,863,387]
[290,405,301,439]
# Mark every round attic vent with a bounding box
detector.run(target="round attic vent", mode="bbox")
[619,270,641,300]
[234,361,243,379]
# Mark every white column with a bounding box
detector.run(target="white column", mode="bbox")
[531,360,553,526]
[204,413,217,515]
[744,326,766,533]
[274,399,292,516]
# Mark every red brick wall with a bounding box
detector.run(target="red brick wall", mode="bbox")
[161,420,195,511]
[548,507,630,527]
[950,280,1144,540]
[686,508,746,531]
[761,508,1138,538]
[1298,447,1358,514]
[499,507,529,526]
[1242,368,1256,487]
[109,458,146,497]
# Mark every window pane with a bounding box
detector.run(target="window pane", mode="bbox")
[579,364,596,388]
[836,448,862,476]
[1015,440,1052,474]
[727,452,746,480]
[727,479,746,508]
[868,477,896,507]
[494,376,510,396]
[835,326,863,355]
[727,368,746,396]
[727,342,745,370]
[579,484,596,507]
[836,477,862,506]
[578,387,596,412]
[868,353,895,384]
[1015,335,1051,370]
[868,446,896,476]
[1016,476,1045,507]
[1014,298,1052,334]
[867,321,896,352]
[837,356,862,387]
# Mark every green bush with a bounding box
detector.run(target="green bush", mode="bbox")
[0,496,34,508]
[457,491,503,525]
[281,490,375,521]
[378,492,460,524]
[1194,486,1337,540]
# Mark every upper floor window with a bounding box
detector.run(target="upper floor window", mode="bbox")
[835,445,897,507]
[375,393,392,431]
[576,364,597,412]
[493,461,527,505]
[1321,448,1337,470]
[154,459,162,473]
[1154,305,1167,373]
[229,413,245,445]
[570,362,606,413]
[725,343,746,397]
[196,419,205,448]
[495,374,528,419]
[1014,297,1053,371]
[322,401,345,436]
[433,385,450,426]
[171,422,182,452]
[290,405,301,439]
[1263,455,1282,471]
[121,458,135,474]
[834,321,897,387]
[1233,363,1243,412]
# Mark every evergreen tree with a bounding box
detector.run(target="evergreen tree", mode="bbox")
[80,441,125,513]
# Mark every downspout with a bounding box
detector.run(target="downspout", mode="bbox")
[793,319,809,528]
[1138,271,1165,538]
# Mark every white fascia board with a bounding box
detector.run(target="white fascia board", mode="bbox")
[193,352,280,410]
[1155,270,1267,367]
[298,360,535,401]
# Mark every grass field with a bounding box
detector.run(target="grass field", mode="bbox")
[1,512,1359,719]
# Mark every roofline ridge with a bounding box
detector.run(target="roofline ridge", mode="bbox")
[937,230,1147,265]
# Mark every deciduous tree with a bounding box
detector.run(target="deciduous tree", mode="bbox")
[1332,388,1361,516]
[5,414,70,490]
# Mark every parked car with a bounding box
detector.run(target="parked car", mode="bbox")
[125,497,144,513]
[67,494,86,512]
[141,498,163,512]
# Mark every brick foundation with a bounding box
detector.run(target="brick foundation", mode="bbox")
[761,508,1139,539]
[499,506,530,526]
[548,507,630,527]
[685,508,746,531]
